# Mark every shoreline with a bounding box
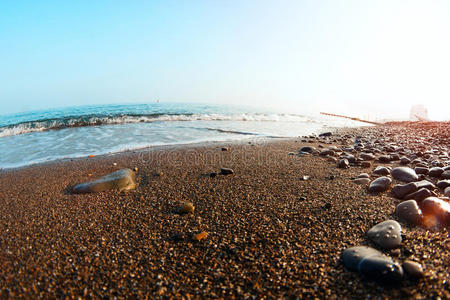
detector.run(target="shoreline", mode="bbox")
[0,122,448,298]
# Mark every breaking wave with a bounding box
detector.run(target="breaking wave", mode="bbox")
[0,113,311,138]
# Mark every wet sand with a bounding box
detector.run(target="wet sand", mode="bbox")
[0,123,449,298]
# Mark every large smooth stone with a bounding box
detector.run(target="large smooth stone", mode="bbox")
[404,188,431,202]
[73,169,136,193]
[367,220,402,249]
[421,197,450,226]
[342,246,403,282]
[392,167,418,183]
[392,183,418,199]
[359,256,403,283]
[437,180,450,189]
[368,177,392,193]
[429,167,444,178]
[396,200,422,225]
[373,166,390,176]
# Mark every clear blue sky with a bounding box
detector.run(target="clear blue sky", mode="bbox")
[1,0,449,120]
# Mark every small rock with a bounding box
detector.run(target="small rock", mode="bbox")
[392,167,418,183]
[414,167,429,175]
[338,158,350,169]
[220,168,234,175]
[445,186,450,197]
[342,246,403,282]
[357,173,370,179]
[436,180,450,189]
[300,175,310,181]
[319,132,332,137]
[400,157,411,165]
[441,170,450,179]
[392,183,418,199]
[300,146,315,153]
[354,178,370,185]
[368,176,392,193]
[360,152,376,161]
[395,200,422,226]
[72,169,136,193]
[402,260,424,279]
[404,188,431,202]
[373,166,390,176]
[210,172,217,178]
[367,220,402,249]
[378,155,391,163]
[178,202,195,214]
[429,167,444,178]
[193,231,208,241]
[415,180,436,190]
[134,167,138,172]
[221,147,229,151]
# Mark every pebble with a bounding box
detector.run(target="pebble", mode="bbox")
[415,180,436,190]
[392,183,418,199]
[414,167,429,175]
[220,168,234,175]
[367,220,402,249]
[402,260,424,279]
[400,157,411,165]
[421,197,450,226]
[353,178,370,185]
[392,167,418,183]
[338,158,350,169]
[373,166,390,176]
[436,180,450,189]
[357,173,370,178]
[300,146,315,153]
[342,246,403,282]
[395,200,422,226]
[441,170,450,179]
[378,155,391,163]
[178,202,195,214]
[445,187,450,197]
[193,231,208,241]
[404,188,431,202]
[360,152,375,161]
[221,147,229,151]
[368,176,392,193]
[210,172,217,178]
[72,169,136,193]
[429,167,444,178]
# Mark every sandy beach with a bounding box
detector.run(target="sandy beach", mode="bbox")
[0,123,449,298]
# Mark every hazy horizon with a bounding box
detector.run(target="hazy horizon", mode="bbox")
[1,0,449,120]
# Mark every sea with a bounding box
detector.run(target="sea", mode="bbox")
[0,103,363,169]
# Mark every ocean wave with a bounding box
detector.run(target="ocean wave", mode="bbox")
[0,113,310,138]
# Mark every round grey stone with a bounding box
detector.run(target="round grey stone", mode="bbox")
[367,220,402,249]
[368,176,392,193]
[429,167,444,178]
[392,167,418,183]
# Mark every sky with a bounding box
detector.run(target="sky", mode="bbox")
[0,0,449,120]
